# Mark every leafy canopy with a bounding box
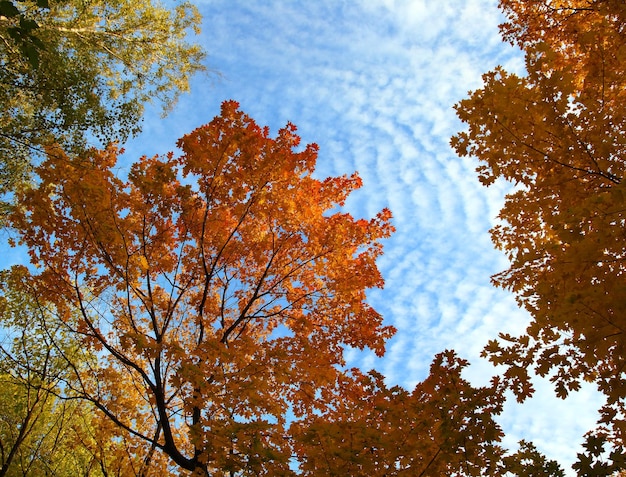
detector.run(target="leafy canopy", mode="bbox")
[452,0,626,472]
[0,267,99,477]
[0,0,205,196]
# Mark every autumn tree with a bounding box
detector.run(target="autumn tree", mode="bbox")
[0,265,173,476]
[7,100,395,475]
[452,0,626,472]
[0,0,206,199]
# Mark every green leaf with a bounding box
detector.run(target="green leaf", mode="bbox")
[6,26,24,42]
[19,16,39,32]
[24,44,40,69]
[0,0,19,17]
[29,35,45,51]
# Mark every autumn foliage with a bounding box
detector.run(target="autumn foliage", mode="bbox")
[0,101,527,475]
[452,0,626,472]
[290,351,508,476]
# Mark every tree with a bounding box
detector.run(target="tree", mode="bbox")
[5,101,555,475]
[451,0,626,472]
[0,0,206,199]
[8,100,395,475]
[0,267,99,476]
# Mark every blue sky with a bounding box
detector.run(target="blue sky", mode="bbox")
[116,0,602,473]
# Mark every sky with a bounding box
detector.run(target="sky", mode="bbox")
[107,0,602,473]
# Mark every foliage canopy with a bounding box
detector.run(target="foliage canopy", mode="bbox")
[452,1,626,472]
[0,0,205,197]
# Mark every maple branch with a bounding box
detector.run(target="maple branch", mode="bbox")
[160,233,194,334]
[72,277,156,392]
[418,446,441,477]
[494,116,621,185]
[197,193,256,346]
[221,243,277,344]
[138,421,162,477]
[75,390,157,454]
[579,301,626,335]
[141,214,161,340]
[550,6,596,15]
[563,116,620,185]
